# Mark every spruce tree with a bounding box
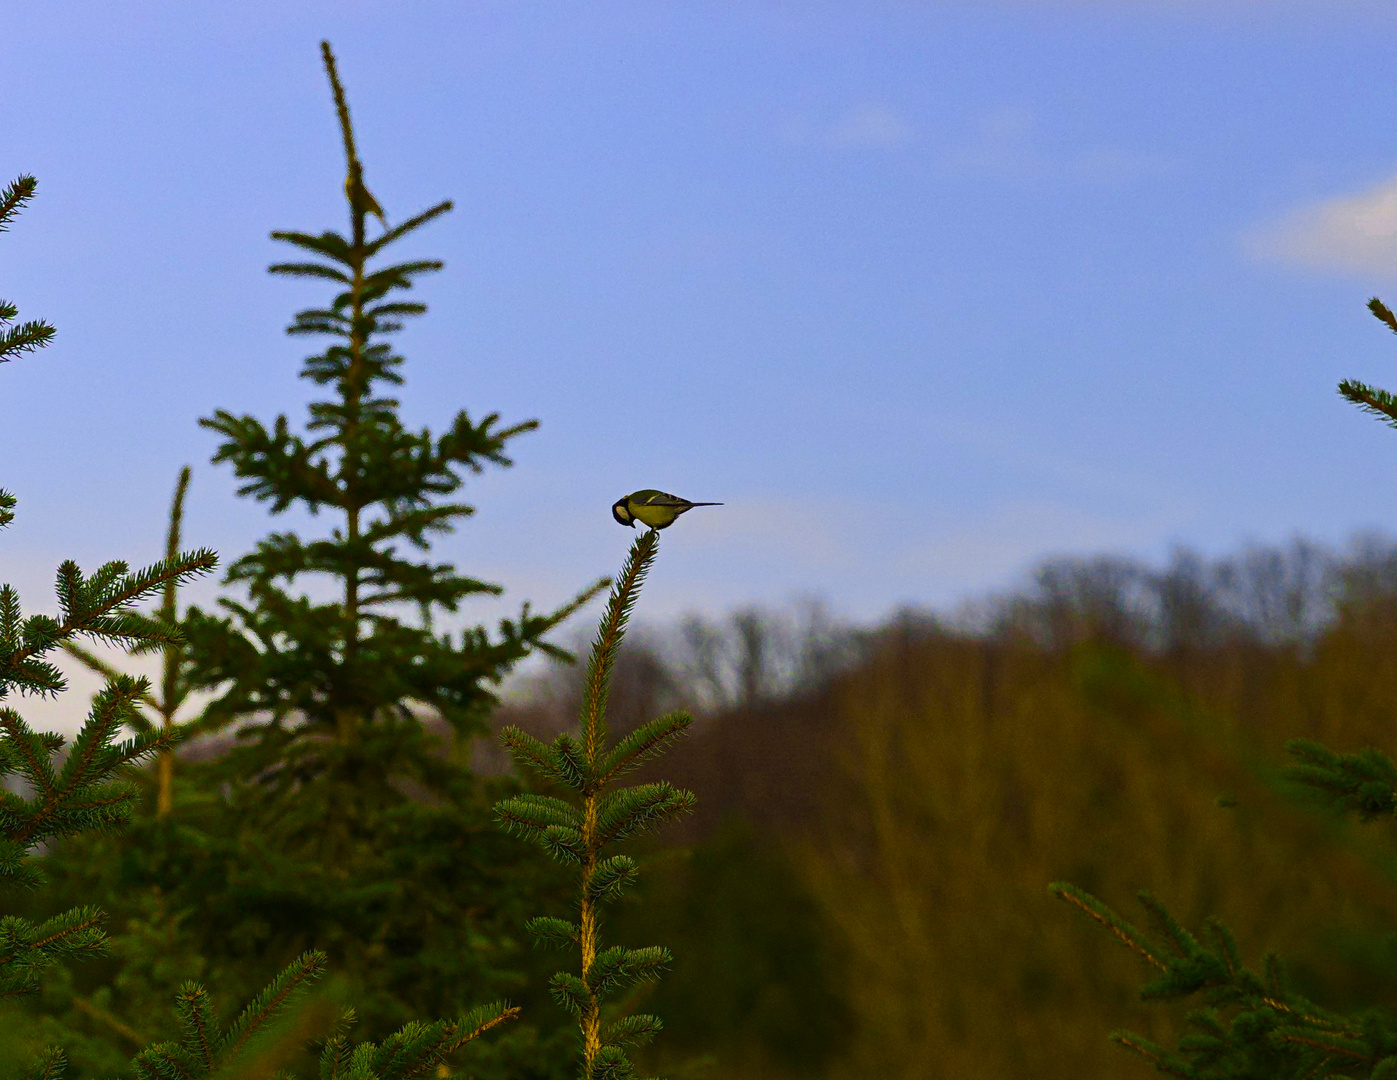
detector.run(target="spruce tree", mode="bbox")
[186,41,604,850]
[497,528,697,1080]
[1051,297,1397,1078]
[11,41,600,1075]
[0,174,218,1072]
[62,467,197,818]
[0,154,535,1080]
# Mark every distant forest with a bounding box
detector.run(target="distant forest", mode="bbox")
[465,533,1397,1077]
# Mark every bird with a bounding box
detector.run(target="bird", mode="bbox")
[345,171,388,228]
[612,489,722,530]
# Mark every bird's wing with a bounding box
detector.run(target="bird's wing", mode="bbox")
[639,490,692,506]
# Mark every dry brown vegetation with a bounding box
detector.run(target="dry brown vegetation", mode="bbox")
[502,539,1397,1078]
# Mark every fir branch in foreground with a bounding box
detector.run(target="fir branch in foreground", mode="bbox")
[127,950,518,1079]
[1052,294,1397,1080]
[1049,883,1395,1078]
[0,164,219,1045]
[498,528,696,1080]
[0,676,177,998]
[62,466,203,816]
[0,548,217,696]
[1338,297,1397,430]
[0,175,55,365]
[1282,737,1397,821]
[0,549,212,1003]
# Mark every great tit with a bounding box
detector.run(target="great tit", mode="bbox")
[613,489,722,530]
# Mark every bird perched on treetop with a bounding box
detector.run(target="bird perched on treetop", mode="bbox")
[345,170,387,228]
[613,490,722,530]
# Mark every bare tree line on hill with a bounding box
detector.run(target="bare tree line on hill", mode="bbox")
[498,531,1397,738]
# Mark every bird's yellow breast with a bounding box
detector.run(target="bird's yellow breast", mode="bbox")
[629,502,683,528]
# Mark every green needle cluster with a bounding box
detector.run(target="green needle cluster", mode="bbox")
[129,951,517,1080]
[1052,295,1397,1079]
[0,176,54,366]
[497,529,697,1080]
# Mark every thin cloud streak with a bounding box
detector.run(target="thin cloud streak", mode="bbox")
[1249,173,1397,277]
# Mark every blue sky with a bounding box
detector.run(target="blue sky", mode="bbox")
[7,1,1397,647]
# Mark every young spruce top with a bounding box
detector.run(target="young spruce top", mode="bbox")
[188,43,603,842]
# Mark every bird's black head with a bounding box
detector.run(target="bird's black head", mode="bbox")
[612,499,635,527]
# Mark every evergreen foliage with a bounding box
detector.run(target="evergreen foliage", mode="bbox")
[0,176,54,365]
[1338,298,1397,431]
[7,41,599,1077]
[62,467,198,818]
[123,949,517,1079]
[498,529,696,1080]
[0,175,216,1068]
[129,951,332,1079]
[185,40,604,853]
[1049,878,1397,1078]
[19,761,576,1075]
[1051,297,1397,1078]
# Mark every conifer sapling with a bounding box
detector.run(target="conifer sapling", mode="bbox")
[186,42,605,853]
[498,528,697,1080]
[1048,296,1397,1079]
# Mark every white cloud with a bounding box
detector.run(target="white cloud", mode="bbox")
[1249,173,1397,276]
[785,102,1163,181]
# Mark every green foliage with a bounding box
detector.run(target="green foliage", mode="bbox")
[0,174,216,1069]
[1050,712,1397,1078]
[63,467,201,818]
[184,40,604,849]
[311,999,520,1080]
[14,769,572,1077]
[1050,296,1397,1078]
[498,530,696,1080]
[1051,881,1397,1078]
[1284,738,1397,822]
[131,951,330,1078]
[1339,299,1397,430]
[0,176,54,365]
[2,41,603,1079]
[122,950,517,1079]
[4,43,603,1078]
